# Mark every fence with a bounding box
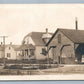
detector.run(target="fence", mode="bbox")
[1,64,84,75]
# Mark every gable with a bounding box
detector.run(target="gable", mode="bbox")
[47,28,84,46]
[23,36,35,45]
[5,45,15,52]
[48,30,73,47]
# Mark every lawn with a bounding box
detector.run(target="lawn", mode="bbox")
[0,64,84,75]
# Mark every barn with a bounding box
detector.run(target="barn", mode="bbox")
[46,28,84,64]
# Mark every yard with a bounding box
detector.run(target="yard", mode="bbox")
[0,64,84,75]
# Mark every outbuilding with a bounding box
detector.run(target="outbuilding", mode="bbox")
[46,28,84,64]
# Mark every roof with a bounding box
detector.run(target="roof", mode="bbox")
[46,28,84,46]
[0,45,20,51]
[23,32,53,46]
[16,44,35,51]
[5,45,21,51]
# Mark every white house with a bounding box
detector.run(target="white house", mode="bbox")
[5,44,21,60]
[0,45,4,59]
[21,28,53,60]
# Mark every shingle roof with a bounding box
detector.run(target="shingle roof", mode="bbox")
[11,45,21,50]
[5,45,21,51]
[23,32,53,46]
[16,44,35,51]
[46,28,84,46]
[60,29,84,43]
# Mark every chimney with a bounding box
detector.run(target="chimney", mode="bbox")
[75,17,78,30]
[1,42,3,45]
[46,28,48,34]
[10,42,12,45]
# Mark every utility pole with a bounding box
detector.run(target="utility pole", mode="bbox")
[75,17,78,30]
[0,36,8,66]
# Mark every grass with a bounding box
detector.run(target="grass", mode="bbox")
[0,64,84,75]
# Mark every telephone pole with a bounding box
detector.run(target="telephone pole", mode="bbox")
[75,17,78,30]
[0,36,8,66]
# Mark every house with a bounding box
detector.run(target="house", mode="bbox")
[5,44,21,60]
[16,44,35,60]
[21,28,53,60]
[0,45,4,59]
[46,28,84,64]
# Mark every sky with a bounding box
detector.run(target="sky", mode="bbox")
[0,4,84,45]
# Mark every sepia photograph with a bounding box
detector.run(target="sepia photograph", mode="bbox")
[0,4,84,80]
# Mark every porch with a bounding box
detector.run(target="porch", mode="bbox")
[16,44,35,60]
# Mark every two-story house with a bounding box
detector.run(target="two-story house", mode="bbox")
[21,28,53,61]
[5,44,21,60]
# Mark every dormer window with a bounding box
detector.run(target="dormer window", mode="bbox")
[58,34,61,43]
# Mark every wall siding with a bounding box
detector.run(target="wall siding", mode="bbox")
[35,46,47,60]
[22,34,48,60]
[5,46,17,60]
[0,51,4,58]
[16,51,22,60]
[48,31,75,64]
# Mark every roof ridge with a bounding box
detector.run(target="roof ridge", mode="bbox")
[58,28,84,31]
[46,28,84,46]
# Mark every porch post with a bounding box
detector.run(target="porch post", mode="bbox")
[27,49,29,59]
[47,46,49,64]
[24,49,25,60]
[20,50,22,60]
[22,50,23,59]
[29,49,31,65]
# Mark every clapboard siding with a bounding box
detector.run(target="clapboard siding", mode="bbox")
[48,30,75,64]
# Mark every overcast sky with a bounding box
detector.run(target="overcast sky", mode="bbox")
[0,4,84,44]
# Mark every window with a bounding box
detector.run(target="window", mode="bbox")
[22,51,24,56]
[18,53,21,56]
[27,38,29,44]
[9,47,11,50]
[58,34,61,43]
[30,49,34,55]
[7,53,11,57]
[25,49,28,55]
[42,48,47,55]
